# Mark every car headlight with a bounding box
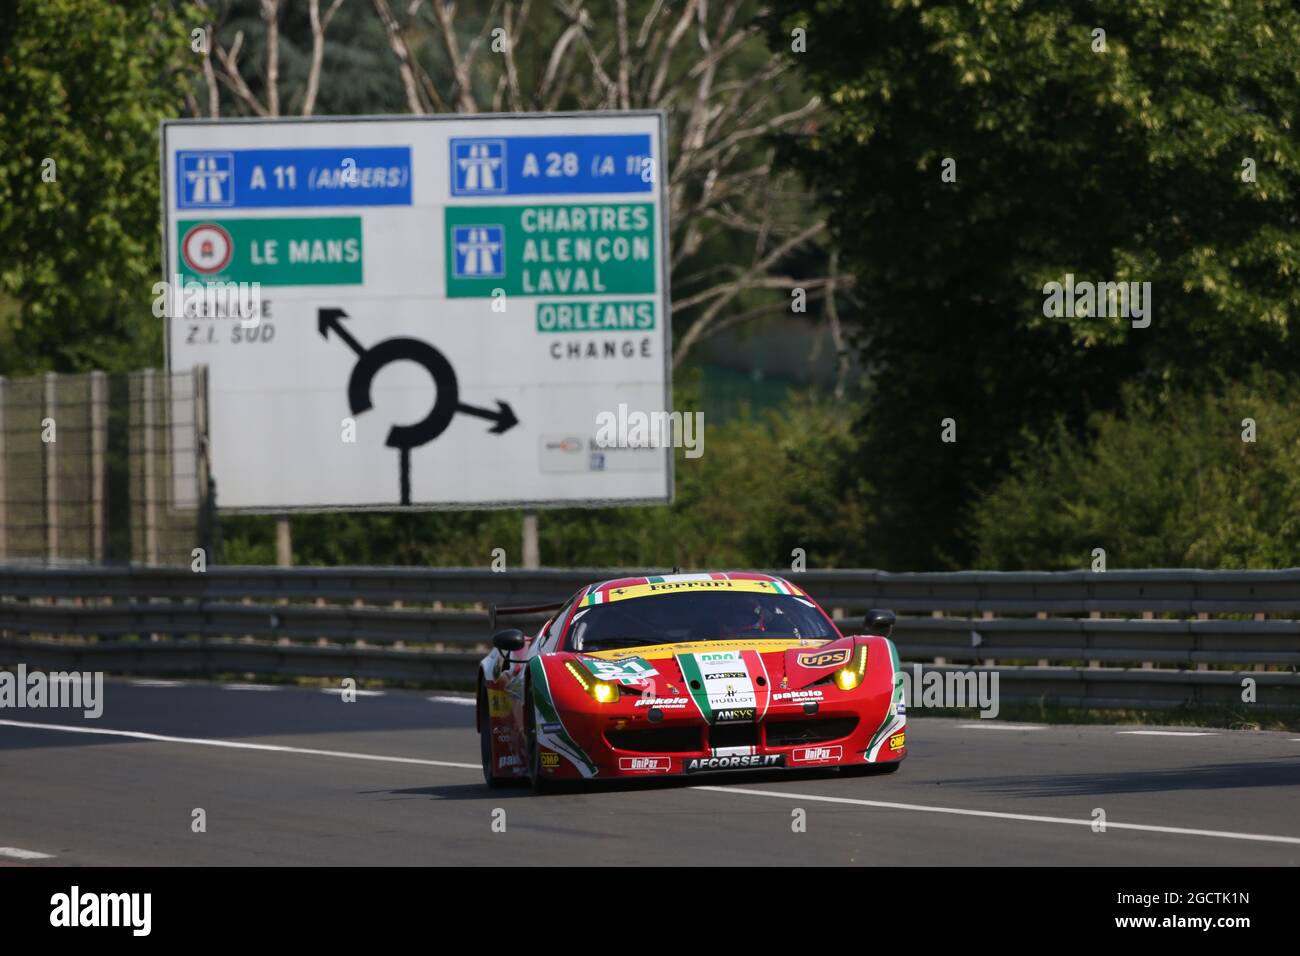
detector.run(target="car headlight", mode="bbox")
[565,661,620,703]
[834,644,868,691]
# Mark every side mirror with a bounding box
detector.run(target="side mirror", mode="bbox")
[492,628,526,652]
[864,609,896,636]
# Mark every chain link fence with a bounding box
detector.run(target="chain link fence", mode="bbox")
[0,367,211,565]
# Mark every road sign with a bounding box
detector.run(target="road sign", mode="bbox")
[162,114,671,511]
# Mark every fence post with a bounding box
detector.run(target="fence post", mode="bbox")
[90,371,107,563]
[141,369,160,564]
[0,375,7,562]
[44,371,58,561]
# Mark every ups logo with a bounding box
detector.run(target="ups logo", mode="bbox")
[796,648,851,668]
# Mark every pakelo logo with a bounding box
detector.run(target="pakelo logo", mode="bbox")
[712,708,755,723]
[772,689,823,702]
[498,754,521,769]
[50,886,151,936]
[796,648,850,668]
[633,697,689,709]
[889,732,906,752]
[618,756,671,773]
[683,754,784,773]
[792,745,842,763]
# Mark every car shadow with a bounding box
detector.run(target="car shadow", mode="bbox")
[372,763,899,801]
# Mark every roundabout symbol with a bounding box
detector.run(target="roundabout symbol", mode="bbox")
[319,308,518,504]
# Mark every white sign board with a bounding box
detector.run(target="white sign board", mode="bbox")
[161,113,671,511]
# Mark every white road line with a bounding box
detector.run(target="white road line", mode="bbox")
[958,723,1045,730]
[8,718,1292,847]
[0,719,479,770]
[690,785,1300,847]
[320,688,386,697]
[222,683,280,692]
[428,696,475,706]
[1117,730,1218,737]
[0,846,54,860]
[130,680,184,688]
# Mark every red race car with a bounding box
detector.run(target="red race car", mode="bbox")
[477,571,906,790]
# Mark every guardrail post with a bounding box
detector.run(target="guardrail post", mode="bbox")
[44,371,58,561]
[0,375,7,562]
[141,369,160,565]
[90,371,107,563]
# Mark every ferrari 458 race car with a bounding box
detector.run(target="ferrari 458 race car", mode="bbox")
[477,572,906,790]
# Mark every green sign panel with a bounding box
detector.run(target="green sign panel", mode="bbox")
[536,300,655,333]
[445,203,656,298]
[177,216,363,285]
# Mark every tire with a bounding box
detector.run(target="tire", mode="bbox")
[478,683,505,788]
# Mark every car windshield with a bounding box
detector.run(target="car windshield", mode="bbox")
[564,590,839,652]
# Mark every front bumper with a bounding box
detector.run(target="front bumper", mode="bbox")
[540,699,906,780]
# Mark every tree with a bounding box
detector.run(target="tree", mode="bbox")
[969,373,1300,570]
[0,0,196,373]
[195,0,842,371]
[764,0,1300,569]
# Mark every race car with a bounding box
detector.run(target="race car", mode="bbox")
[476,571,906,790]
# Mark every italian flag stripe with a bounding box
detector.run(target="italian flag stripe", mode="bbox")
[675,653,713,723]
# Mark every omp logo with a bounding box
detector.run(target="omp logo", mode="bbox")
[713,708,755,722]
[792,745,842,763]
[889,732,906,751]
[540,752,561,768]
[619,756,670,772]
[50,887,151,936]
[797,648,850,668]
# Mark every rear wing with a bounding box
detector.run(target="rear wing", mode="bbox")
[488,601,565,635]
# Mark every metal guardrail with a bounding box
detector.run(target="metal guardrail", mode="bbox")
[2,565,1298,707]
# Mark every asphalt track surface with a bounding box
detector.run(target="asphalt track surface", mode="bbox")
[2,679,1298,866]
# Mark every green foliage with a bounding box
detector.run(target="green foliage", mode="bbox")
[0,0,196,373]
[765,0,1300,568]
[969,372,1300,570]
[221,392,870,571]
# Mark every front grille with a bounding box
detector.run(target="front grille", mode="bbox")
[765,717,858,747]
[606,726,702,753]
[708,722,759,750]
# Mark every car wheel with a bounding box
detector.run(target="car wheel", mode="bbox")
[478,683,504,788]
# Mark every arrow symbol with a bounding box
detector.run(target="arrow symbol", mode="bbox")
[318,307,365,357]
[318,307,520,506]
[456,400,519,434]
